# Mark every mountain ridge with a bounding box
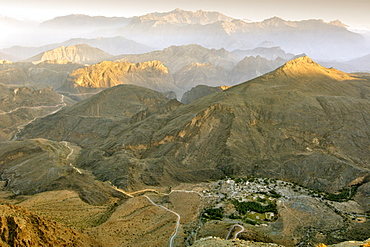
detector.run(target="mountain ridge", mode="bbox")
[25,44,113,64]
[17,56,370,193]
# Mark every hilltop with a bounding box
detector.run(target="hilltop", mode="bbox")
[25,44,113,64]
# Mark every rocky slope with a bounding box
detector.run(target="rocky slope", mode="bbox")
[0,204,100,247]
[191,237,285,247]
[0,138,128,205]
[0,85,74,141]
[0,60,84,89]
[181,85,230,104]
[61,60,179,95]
[26,44,113,64]
[17,56,370,202]
[1,57,370,246]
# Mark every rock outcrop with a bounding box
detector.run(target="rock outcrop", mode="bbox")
[61,60,180,95]
[0,204,101,247]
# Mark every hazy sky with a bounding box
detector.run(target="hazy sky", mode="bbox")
[1,0,370,29]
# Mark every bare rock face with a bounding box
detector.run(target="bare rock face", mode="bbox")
[62,60,179,94]
[26,44,113,65]
[0,204,101,247]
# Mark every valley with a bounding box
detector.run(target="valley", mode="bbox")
[1,175,368,246]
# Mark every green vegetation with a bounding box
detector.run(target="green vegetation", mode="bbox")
[203,207,224,220]
[257,197,266,203]
[324,185,359,202]
[268,190,282,198]
[232,199,278,214]
[228,213,241,219]
[243,217,257,225]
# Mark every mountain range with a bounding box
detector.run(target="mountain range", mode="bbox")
[1,9,369,62]
[0,56,365,246]
[1,8,370,247]
[16,56,370,196]
[25,44,113,65]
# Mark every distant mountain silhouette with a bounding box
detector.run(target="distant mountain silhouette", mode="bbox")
[25,44,113,64]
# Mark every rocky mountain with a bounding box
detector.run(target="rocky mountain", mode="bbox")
[0,60,84,89]
[1,37,155,60]
[1,45,63,61]
[219,17,368,61]
[51,45,290,98]
[60,37,155,56]
[131,8,234,25]
[111,12,369,61]
[229,56,287,84]
[181,85,230,104]
[17,57,370,199]
[174,63,229,92]
[0,56,368,246]
[117,44,240,72]
[0,138,129,204]
[61,60,179,95]
[2,9,370,63]
[0,204,100,246]
[25,44,113,64]
[0,85,75,141]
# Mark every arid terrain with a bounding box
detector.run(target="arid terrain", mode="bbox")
[1,8,370,247]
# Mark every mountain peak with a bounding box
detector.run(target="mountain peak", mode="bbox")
[262,16,289,26]
[282,55,316,67]
[329,19,348,28]
[26,44,112,64]
[268,56,359,81]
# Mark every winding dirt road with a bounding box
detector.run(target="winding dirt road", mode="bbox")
[61,141,82,174]
[143,195,181,247]
[226,224,245,240]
